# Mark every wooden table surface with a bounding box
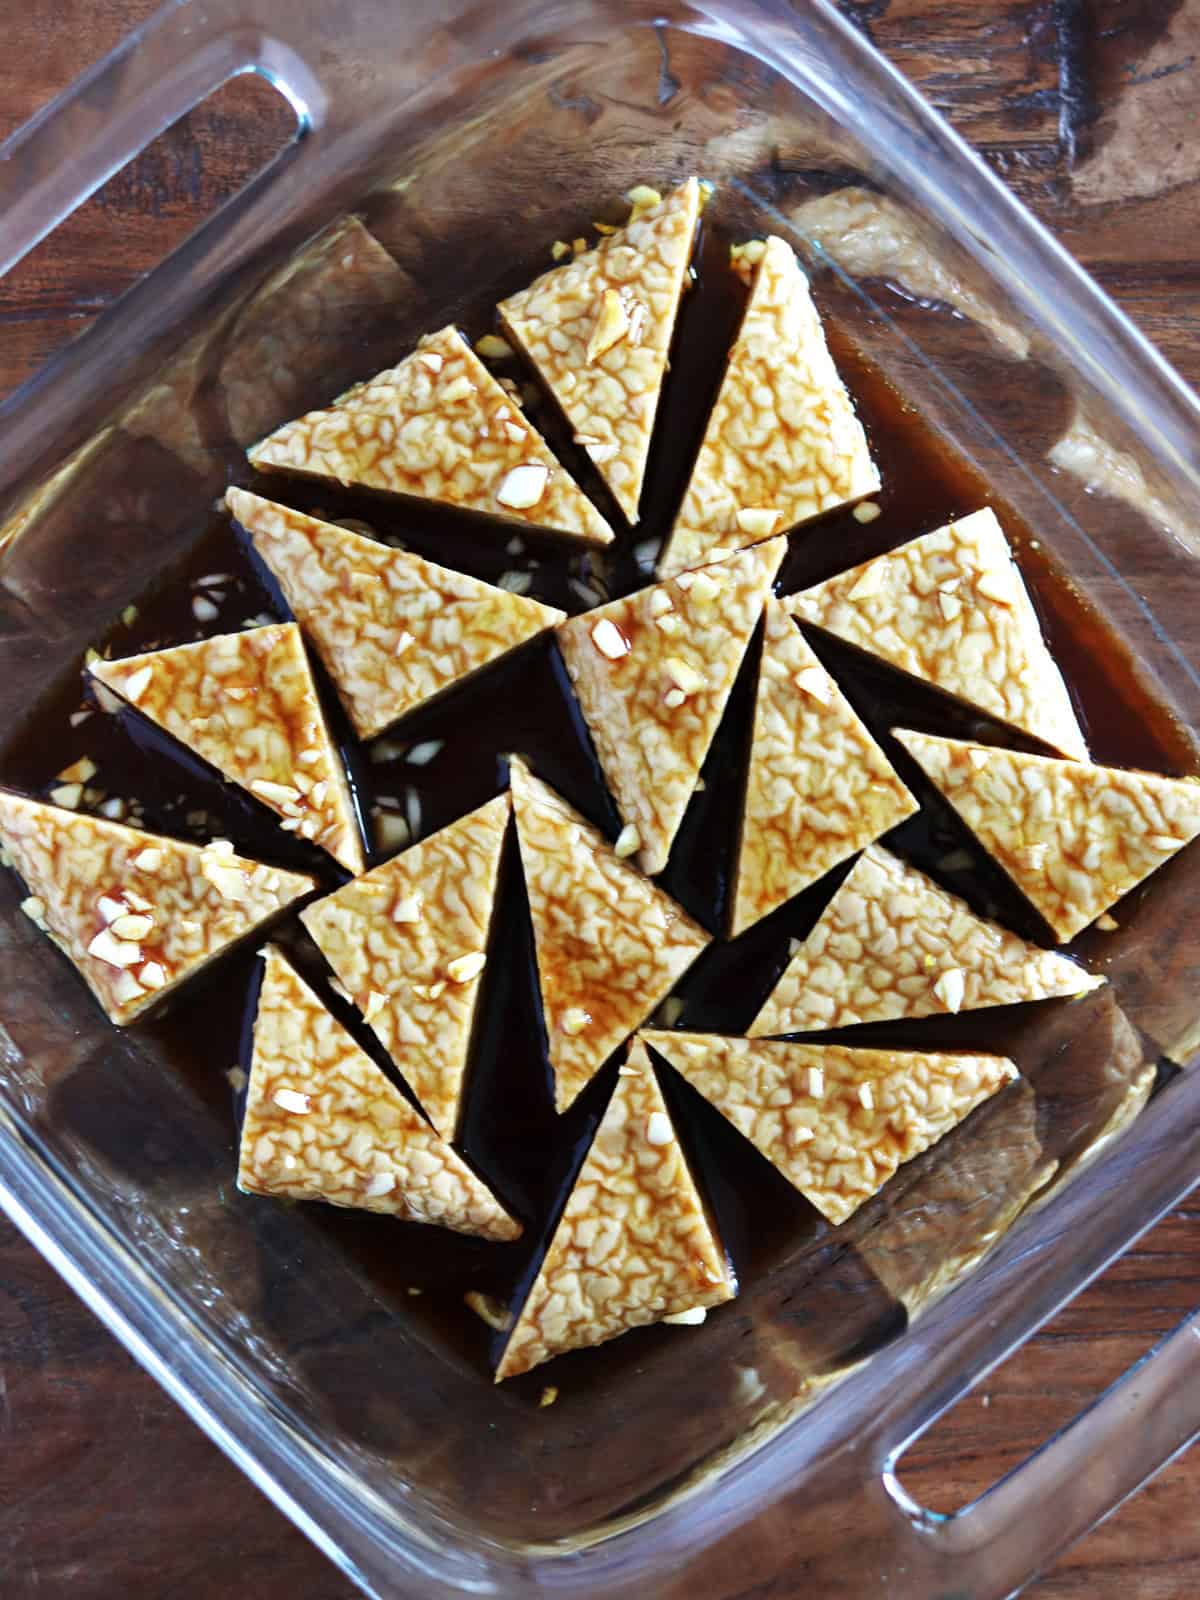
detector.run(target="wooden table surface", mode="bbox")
[2,1,1199,1595]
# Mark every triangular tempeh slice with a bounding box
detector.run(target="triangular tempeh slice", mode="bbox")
[894,730,1200,941]
[644,1030,1016,1225]
[749,842,1101,1037]
[509,759,709,1113]
[90,622,364,874]
[556,538,786,876]
[246,324,612,545]
[498,179,701,524]
[300,793,509,1140]
[731,597,917,935]
[228,489,564,739]
[659,235,878,577]
[785,509,1088,760]
[239,947,520,1240]
[495,1039,733,1379]
[0,790,314,1024]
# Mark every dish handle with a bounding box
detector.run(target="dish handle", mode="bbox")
[0,0,325,281]
[878,1309,1200,1595]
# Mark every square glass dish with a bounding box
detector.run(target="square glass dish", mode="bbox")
[2,1,1200,1595]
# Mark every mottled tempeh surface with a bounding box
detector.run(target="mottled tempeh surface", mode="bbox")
[239,946,520,1240]
[495,1040,733,1379]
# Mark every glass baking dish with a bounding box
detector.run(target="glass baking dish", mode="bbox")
[2,0,1200,1594]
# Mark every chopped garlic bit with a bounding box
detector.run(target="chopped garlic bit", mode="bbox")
[586,289,630,363]
[111,970,145,1005]
[591,618,630,660]
[847,564,884,602]
[249,778,301,806]
[807,1066,825,1099]
[87,927,142,968]
[392,893,423,924]
[663,1306,708,1326]
[406,740,444,767]
[374,810,411,852]
[645,1111,673,1147]
[858,1081,875,1112]
[730,238,766,266]
[793,666,832,706]
[975,569,1013,605]
[49,783,83,809]
[439,373,475,404]
[362,990,388,1025]
[273,1087,312,1115]
[933,967,966,1013]
[626,183,663,211]
[664,657,705,696]
[560,1006,592,1036]
[446,950,487,984]
[539,1385,559,1408]
[852,501,882,524]
[121,665,154,704]
[614,823,641,859]
[365,1171,396,1198]
[474,333,514,361]
[496,464,549,511]
[56,756,97,784]
[688,571,722,604]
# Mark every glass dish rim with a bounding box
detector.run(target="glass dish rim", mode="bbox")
[1,0,1199,1595]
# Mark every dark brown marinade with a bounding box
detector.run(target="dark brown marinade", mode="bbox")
[1,213,1190,1391]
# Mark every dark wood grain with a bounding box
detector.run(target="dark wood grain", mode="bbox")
[2,1,1200,1595]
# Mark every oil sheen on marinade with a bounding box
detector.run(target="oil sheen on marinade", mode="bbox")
[1,217,1192,1388]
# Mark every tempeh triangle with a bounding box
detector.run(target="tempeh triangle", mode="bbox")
[495,1038,733,1379]
[785,509,1088,759]
[509,759,709,1113]
[499,179,701,524]
[749,842,1101,1037]
[894,730,1200,941]
[239,947,520,1240]
[556,538,785,877]
[731,597,916,935]
[228,488,564,739]
[91,622,364,874]
[0,790,314,1024]
[301,793,510,1140]
[659,235,878,577]
[644,1030,1016,1225]
[247,324,613,545]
